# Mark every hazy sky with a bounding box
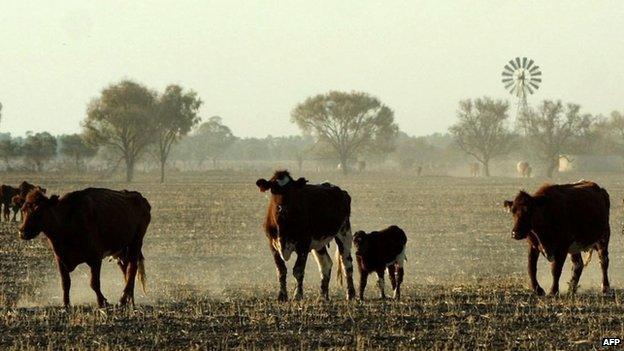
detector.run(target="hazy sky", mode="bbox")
[1,1,623,138]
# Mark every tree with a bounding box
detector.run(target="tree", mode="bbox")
[22,132,57,172]
[192,116,236,169]
[59,134,98,171]
[83,80,157,182]
[0,137,21,170]
[518,100,586,177]
[154,85,202,182]
[291,91,399,174]
[449,97,513,176]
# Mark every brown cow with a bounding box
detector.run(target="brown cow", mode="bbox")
[18,188,151,307]
[469,162,480,177]
[256,170,356,301]
[19,181,46,199]
[0,185,20,221]
[353,225,407,300]
[503,180,610,295]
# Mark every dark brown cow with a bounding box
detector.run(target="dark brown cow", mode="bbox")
[353,226,407,300]
[19,181,46,199]
[18,188,151,307]
[256,170,356,301]
[0,185,20,221]
[503,180,610,295]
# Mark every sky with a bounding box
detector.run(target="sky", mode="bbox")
[1,1,623,138]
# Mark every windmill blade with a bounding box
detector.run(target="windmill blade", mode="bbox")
[527,85,534,94]
[504,81,515,90]
[515,57,522,68]
[530,71,542,76]
[503,65,515,74]
[526,59,535,71]
[529,65,540,73]
[502,78,513,84]
[522,57,527,68]
[529,82,540,90]
[530,78,542,83]
[509,59,518,70]
[502,71,513,77]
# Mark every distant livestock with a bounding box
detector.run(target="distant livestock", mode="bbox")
[503,180,610,295]
[469,162,480,177]
[18,188,151,307]
[256,170,356,301]
[353,225,407,300]
[516,161,532,178]
[0,185,20,222]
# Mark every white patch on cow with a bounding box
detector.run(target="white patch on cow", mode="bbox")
[277,176,291,186]
[312,249,332,279]
[311,236,333,251]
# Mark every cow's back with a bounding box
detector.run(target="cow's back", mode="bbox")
[299,184,350,236]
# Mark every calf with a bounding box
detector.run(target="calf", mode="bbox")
[353,225,407,300]
[0,185,19,222]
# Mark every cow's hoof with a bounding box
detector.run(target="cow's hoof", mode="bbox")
[294,292,304,301]
[602,287,612,295]
[277,292,288,302]
[533,287,545,296]
[98,299,109,308]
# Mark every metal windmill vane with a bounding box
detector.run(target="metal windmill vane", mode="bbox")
[502,57,541,117]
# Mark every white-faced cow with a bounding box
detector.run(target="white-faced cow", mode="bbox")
[503,181,610,295]
[256,170,356,301]
[18,188,151,307]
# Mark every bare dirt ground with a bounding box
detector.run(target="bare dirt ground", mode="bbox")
[0,171,623,350]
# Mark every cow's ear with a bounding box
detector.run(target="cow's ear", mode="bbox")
[294,177,308,188]
[256,179,272,192]
[503,200,513,211]
[48,195,59,205]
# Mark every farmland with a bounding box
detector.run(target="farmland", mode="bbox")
[1,171,623,350]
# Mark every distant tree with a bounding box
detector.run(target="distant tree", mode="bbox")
[59,134,98,171]
[449,97,513,176]
[0,137,21,170]
[291,91,399,174]
[518,100,586,177]
[22,132,57,172]
[192,116,236,169]
[393,132,438,171]
[154,85,202,182]
[83,80,157,182]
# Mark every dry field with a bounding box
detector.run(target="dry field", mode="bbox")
[1,170,624,350]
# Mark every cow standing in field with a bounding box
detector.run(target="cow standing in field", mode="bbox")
[503,180,611,295]
[469,162,480,177]
[0,185,20,221]
[353,225,407,300]
[18,188,151,307]
[256,170,356,301]
[517,161,532,178]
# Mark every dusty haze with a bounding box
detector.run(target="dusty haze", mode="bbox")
[1,1,623,138]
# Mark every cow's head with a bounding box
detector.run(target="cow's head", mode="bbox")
[11,195,24,209]
[352,230,369,256]
[256,170,308,260]
[503,191,547,240]
[18,189,59,240]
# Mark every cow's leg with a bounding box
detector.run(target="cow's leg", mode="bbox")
[270,245,288,301]
[56,257,71,307]
[312,247,332,300]
[376,269,386,299]
[548,253,566,296]
[568,253,583,295]
[292,251,308,300]
[117,260,129,283]
[528,246,544,295]
[3,205,9,222]
[335,221,356,300]
[120,261,138,306]
[88,259,108,307]
[11,208,17,222]
[598,243,611,293]
[395,265,404,300]
[358,270,369,300]
[387,265,397,291]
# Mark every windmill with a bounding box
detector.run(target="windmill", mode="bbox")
[501,57,541,119]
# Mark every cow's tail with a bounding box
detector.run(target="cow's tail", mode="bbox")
[583,250,593,268]
[336,248,344,287]
[138,253,147,294]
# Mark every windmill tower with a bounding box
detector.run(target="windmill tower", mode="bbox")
[501,57,541,120]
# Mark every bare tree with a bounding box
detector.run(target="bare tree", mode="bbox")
[449,97,513,176]
[518,100,586,177]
